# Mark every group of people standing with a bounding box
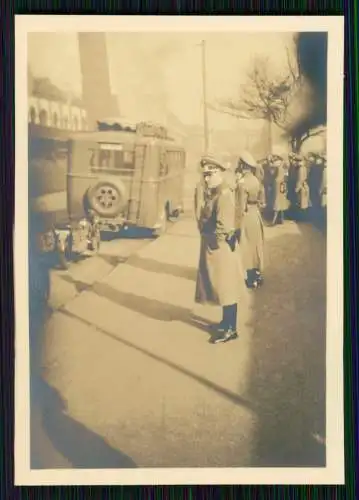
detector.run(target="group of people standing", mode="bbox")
[194,151,265,345]
[261,148,327,227]
[193,147,327,345]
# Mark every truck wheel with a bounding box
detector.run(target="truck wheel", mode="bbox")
[87,179,126,218]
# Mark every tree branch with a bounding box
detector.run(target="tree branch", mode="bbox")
[305,128,325,139]
[207,103,263,120]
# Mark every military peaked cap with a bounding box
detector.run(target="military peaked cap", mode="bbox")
[238,150,257,169]
[200,155,228,171]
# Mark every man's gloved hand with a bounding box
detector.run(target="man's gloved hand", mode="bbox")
[226,232,237,252]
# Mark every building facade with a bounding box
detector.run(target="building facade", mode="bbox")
[28,95,88,131]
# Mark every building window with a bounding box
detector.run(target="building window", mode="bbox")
[39,109,48,127]
[52,112,58,128]
[73,116,78,130]
[63,117,69,129]
[82,118,87,130]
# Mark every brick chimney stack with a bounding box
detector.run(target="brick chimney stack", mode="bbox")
[78,33,119,130]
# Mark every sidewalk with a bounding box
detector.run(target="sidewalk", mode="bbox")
[39,216,326,468]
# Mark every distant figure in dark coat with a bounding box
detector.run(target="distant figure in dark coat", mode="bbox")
[287,152,298,217]
[270,148,290,225]
[307,152,324,222]
[293,154,311,220]
[263,155,275,220]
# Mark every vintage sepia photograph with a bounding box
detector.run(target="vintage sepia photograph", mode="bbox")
[15,16,344,485]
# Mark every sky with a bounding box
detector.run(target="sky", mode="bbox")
[28,31,295,129]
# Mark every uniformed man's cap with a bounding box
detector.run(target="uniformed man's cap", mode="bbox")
[294,153,304,162]
[238,150,257,169]
[200,154,227,172]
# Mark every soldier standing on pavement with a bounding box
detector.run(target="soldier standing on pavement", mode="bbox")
[270,148,290,226]
[195,155,245,344]
[263,154,275,221]
[293,154,311,221]
[234,151,265,289]
[287,152,297,218]
[306,152,321,222]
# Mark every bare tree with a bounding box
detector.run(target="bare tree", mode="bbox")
[211,44,325,153]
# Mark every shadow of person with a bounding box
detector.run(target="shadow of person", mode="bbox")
[31,377,137,469]
[244,225,326,467]
[126,255,197,282]
[29,218,137,469]
[91,281,219,340]
[92,282,191,323]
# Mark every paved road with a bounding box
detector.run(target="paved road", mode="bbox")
[30,215,326,469]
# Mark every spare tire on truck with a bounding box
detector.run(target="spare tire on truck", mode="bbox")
[86,178,127,218]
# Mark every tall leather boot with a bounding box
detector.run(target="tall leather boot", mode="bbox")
[213,304,238,344]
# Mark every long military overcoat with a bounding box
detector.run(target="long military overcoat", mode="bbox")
[195,181,246,306]
[307,163,322,209]
[235,172,265,272]
[295,164,311,209]
[194,180,206,230]
[263,162,275,211]
[287,162,298,209]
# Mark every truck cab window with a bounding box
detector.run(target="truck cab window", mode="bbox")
[99,149,111,168]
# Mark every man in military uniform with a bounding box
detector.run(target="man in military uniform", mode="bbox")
[234,151,265,289]
[263,154,275,221]
[270,147,290,225]
[287,152,298,217]
[195,155,246,344]
[293,153,311,221]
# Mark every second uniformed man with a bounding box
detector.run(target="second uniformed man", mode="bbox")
[234,151,265,289]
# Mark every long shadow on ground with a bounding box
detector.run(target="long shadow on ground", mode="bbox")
[29,237,137,469]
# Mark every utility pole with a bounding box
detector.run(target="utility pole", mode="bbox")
[201,40,209,154]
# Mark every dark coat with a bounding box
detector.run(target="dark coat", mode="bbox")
[194,180,206,229]
[295,165,310,209]
[287,162,297,207]
[307,163,322,209]
[273,164,290,212]
[235,172,265,272]
[195,181,246,306]
[263,163,275,211]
